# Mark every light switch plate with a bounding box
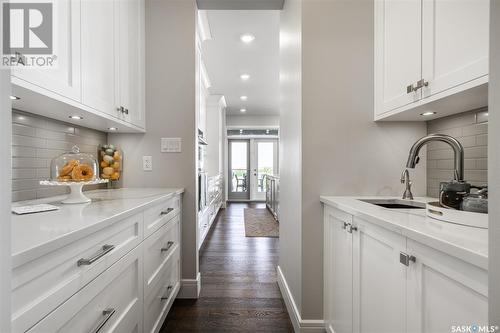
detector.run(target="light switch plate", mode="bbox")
[161,138,182,153]
[142,156,153,171]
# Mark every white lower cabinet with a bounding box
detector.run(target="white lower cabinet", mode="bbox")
[28,246,143,333]
[144,248,180,333]
[323,205,488,333]
[352,217,406,333]
[324,207,353,333]
[16,194,182,333]
[406,239,488,333]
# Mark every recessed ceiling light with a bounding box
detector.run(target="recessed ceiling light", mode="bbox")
[240,95,248,101]
[108,127,118,131]
[420,111,436,116]
[240,34,255,43]
[240,108,247,113]
[240,74,250,81]
[69,115,83,120]
[10,95,20,100]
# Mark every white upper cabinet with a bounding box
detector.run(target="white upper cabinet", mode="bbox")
[374,0,422,115]
[11,0,145,132]
[12,0,81,101]
[81,0,118,117]
[117,0,146,128]
[421,0,489,98]
[375,0,489,121]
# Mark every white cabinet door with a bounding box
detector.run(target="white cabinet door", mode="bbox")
[422,0,489,98]
[12,0,81,101]
[406,239,488,333]
[81,0,119,117]
[374,0,422,116]
[352,217,406,333]
[117,0,145,128]
[324,207,353,333]
[28,246,143,333]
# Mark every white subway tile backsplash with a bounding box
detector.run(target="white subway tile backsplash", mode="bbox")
[12,123,36,137]
[12,110,107,202]
[427,109,488,197]
[12,146,36,158]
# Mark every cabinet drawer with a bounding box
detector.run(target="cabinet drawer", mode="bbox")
[144,195,181,238]
[143,215,180,294]
[27,246,143,333]
[12,213,143,333]
[144,248,180,333]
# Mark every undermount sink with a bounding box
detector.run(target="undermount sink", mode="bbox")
[359,199,426,209]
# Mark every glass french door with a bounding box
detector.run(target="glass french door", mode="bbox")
[228,140,250,200]
[251,139,278,201]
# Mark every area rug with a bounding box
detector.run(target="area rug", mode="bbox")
[244,208,279,237]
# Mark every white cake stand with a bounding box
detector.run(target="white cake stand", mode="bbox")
[40,179,109,204]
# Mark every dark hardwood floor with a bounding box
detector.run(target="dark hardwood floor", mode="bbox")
[161,202,294,332]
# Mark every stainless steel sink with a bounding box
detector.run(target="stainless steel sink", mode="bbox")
[358,199,426,209]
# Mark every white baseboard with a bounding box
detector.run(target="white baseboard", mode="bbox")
[177,272,201,299]
[277,266,325,333]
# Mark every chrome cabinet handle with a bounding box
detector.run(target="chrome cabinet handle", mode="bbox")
[90,308,116,333]
[342,222,348,230]
[161,241,174,253]
[416,79,429,89]
[407,83,417,94]
[124,108,129,115]
[160,208,174,216]
[160,285,173,301]
[400,252,417,266]
[77,244,115,266]
[407,79,429,94]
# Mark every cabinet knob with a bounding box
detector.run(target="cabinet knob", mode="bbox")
[124,108,129,115]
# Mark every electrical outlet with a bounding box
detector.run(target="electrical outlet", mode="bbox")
[142,156,153,171]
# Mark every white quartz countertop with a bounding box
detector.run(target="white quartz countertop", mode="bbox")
[12,188,184,268]
[320,196,488,270]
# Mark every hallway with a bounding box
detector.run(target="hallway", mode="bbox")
[161,203,293,332]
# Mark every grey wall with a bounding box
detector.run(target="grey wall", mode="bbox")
[280,0,427,320]
[488,0,500,325]
[279,0,303,320]
[427,108,488,197]
[109,0,198,281]
[226,115,279,128]
[12,110,107,202]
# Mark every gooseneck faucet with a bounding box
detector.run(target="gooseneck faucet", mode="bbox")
[406,134,465,182]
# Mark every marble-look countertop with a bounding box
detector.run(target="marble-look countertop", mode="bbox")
[12,188,184,268]
[320,196,488,270]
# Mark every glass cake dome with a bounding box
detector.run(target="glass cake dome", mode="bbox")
[50,145,98,182]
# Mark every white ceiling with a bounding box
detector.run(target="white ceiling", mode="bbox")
[202,10,280,116]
